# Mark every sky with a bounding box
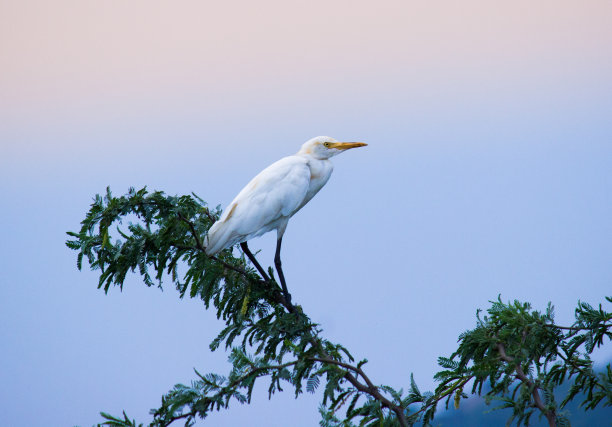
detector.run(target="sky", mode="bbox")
[1,1,611,425]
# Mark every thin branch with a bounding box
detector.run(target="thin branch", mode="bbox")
[159,361,301,427]
[309,352,408,424]
[201,206,216,223]
[543,323,611,332]
[409,376,473,420]
[309,357,378,394]
[497,343,556,427]
[331,390,355,415]
[170,242,254,281]
[158,410,196,427]
[177,212,205,250]
[225,361,300,391]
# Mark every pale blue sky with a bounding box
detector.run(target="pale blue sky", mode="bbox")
[1,1,611,426]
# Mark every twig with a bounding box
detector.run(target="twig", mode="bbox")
[159,410,196,427]
[308,350,408,424]
[159,361,301,427]
[408,376,473,420]
[543,323,611,332]
[497,343,556,427]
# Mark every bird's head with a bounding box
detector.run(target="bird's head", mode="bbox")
[298,136,367,160]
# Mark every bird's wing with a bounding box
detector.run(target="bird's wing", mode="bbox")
[205,156,311,254]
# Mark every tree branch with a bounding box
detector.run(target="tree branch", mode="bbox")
[497,343,556,427]
[409,376,473,420]
[158,410,196,427]
[544,323,611,332]
[158,361,301,427]
[309,350,408,424]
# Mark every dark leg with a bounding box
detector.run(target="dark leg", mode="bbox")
[240,242,270,282]
[274,236,292,305]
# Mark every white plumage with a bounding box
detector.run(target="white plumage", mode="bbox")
[205,136,366,256]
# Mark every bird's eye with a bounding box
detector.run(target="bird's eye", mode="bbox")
[323,142,331,148]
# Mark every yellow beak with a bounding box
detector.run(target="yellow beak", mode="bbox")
[329,142,368,150]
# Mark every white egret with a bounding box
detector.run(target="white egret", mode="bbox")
[205,136,367,303]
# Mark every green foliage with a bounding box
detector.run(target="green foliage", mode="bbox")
[99,411,143,427]
[68,187,611,427]
[409,297,612,427]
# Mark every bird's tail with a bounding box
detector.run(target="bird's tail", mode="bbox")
[205,221,236,256]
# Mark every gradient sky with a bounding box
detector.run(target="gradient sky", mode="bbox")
[1,1,611,426]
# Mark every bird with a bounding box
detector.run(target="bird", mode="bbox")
[204,136,367,303]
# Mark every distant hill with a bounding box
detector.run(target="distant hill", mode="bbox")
[433,397,611,426]
[418,367,612,426]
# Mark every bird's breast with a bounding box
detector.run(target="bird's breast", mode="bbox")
[302,159,333,205]
[307,159,332,182]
